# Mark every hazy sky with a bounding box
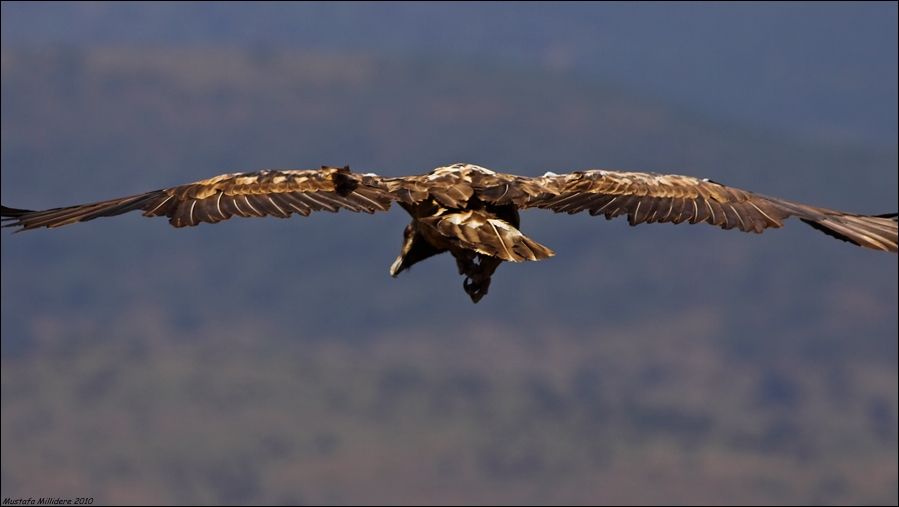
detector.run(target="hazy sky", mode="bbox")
[2,2,897,146]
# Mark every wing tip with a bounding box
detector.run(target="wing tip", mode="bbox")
[800,212,898,253]
[1,205,34,218]
[1,205,34,232]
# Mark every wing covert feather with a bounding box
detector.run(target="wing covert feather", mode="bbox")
[1,167,394,230]
[523,170,896,251]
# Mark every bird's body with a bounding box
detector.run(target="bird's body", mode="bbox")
[388,170,550,301]
[3,163,896,302]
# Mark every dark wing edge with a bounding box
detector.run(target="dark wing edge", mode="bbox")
[790,208,897,252]
[519,170,897,253]
[1,166,394,231]
[1,193,167,232]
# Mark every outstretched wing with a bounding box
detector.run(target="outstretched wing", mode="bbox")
[1,166,393,231]
[506,170,897,252]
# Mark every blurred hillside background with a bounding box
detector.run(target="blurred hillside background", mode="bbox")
[1,2,896,505]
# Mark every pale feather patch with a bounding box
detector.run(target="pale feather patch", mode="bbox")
[487,219,514,260]
[144,195,173,216]
[729,204,747,230]
[235,176,260,186]
[215,192,225,219]
[188,200,197,225]
[303,193,338,211]
[746,201,782,227]
[705,200,716,223]
[242,195,261,215]
[267,196,287,216]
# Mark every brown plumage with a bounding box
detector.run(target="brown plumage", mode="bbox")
[3,163,896,302]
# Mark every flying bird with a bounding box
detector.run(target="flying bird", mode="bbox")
[2,163,896,302]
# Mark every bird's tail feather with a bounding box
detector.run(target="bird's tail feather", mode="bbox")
[421,210,555,262]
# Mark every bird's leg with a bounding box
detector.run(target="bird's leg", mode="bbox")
[455,251,501,303]
[454,249,476,276]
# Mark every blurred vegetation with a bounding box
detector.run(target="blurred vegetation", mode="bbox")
[2,315,896,504]
[1,47,896,504]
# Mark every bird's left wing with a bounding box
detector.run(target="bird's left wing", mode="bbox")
[1,167,393,231]
[499,170,897,252]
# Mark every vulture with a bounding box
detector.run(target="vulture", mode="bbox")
[2,163,896,302]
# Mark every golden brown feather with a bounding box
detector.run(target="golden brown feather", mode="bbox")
[2,163,895,302]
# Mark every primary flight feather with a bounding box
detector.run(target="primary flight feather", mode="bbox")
[3,163,896,302]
